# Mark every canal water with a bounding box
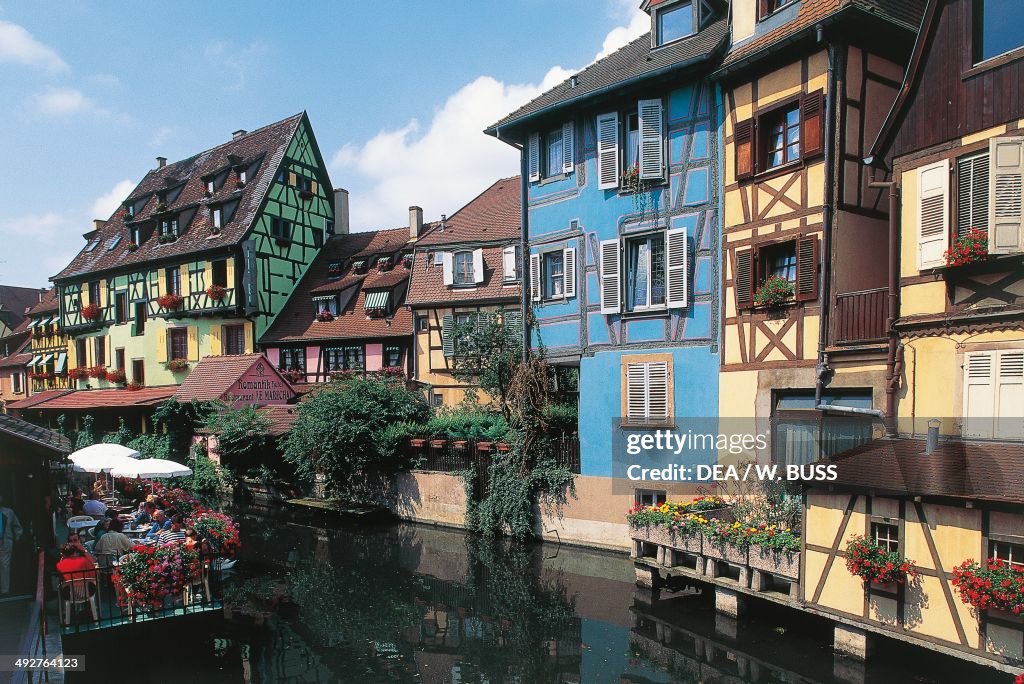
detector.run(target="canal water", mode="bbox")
[88,505,1006,683]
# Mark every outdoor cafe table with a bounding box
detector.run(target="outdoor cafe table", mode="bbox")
[124,525,152,539]
[68,518,98,533]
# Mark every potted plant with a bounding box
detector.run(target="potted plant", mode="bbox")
[429,437,448,449]
[316,310,335,322]
[127,241,139,252]
[753,275,794,308]
[80,303,102,322]
[155,201,167,212]
[157,233,177,245]
[280,368,305,384]
[206,285,227,302]
[845,535,917,587]
[622,163,641,192]
[157,293,183,310]
[125,381,144,391]
[951,558,1024,618]
[113,543,199,611]
[943,229,988,268]
[702,518,751,565]
[105,368,127,384]
[166,358,189,373]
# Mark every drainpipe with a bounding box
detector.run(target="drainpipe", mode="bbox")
[868,173,901,436]
[814,29,841,408]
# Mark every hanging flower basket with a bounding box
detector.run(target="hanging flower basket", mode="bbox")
[80,303,102,322]
[753,275,795,308]
[127,241,139,252]
[951,558,1024,615]
[166,358,189,373]
[845,535,917,585]
[206,285,227,302]
[157,293,183,310]
[105,368,126,384]
[944,229,988,268]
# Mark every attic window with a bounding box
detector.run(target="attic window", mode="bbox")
[351,259,367,272]
[327,261,343,279]
[129,225,141,247]
[656,1,695,46]
[212,206,223,230]
[376,256,391,268]
[238,168,247,184]
[107,235,123,251]
[364,290,390,315]
[85,239,100,253]
[433,252,444,266]
[125,204,135,218]
[205,178,215,194]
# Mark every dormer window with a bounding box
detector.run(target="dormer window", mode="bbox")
[453,250,475,286]
[376,256,392,271]
[758,0,798,19]
[364,289,391,316]
[205,178,215,195]
[212,206,223,230]
[158,216,179,244]
[313,295,338,320]
[125,204,135,218]
[352,259,367,273]
[238,168,247,184]
[327,261,343,280]
[656,1,694,46]
[129,225,141,247]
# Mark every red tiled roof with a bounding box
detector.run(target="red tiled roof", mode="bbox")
[818,437,1024,504]
[53,113,308,282]
[12,386,175,410]
[415,177,520,247]
[0,413,70,454]
[0,286,49,330]
[258,404,299,436]
[406,246,521,307]
[26,289,58,316]
[0,352,31,370]
[5,389,73,410]
[262,231,415,344]
[173,354,288,403]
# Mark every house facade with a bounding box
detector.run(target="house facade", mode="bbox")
[406,178,522,408]
[713,0,923,464]
[0,322,31,408]
[49,113,333,399]
[488,1,729,547]
[25,289,71,392]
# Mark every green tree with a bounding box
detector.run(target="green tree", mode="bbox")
[450,309,522,418]
[152,399,216,457]
[202,404,271,463]
[75,415,96,449]
[281,374,430,496]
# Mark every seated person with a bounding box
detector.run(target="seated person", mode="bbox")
[93,518,133,564]
[145,510,171,539]
[133,501,157,526]
[91,517,110,541]
[82,492,108,517]
[156,515,186,545]
[65,533,96,564]
[56,543,98,585]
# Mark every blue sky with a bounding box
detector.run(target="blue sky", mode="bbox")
[0,2,649,289]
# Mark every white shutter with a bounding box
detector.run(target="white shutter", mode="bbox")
[917,159,950,269]
[472,248,484,284]
[957,152,989,235]
[529,253,541,302]
[527,133,541,183]
[562,121,575,174]
[995,351,1024,440]
[638,99,665,180]
[596,113,619,190]
[665,228,688,308]
[625,361,669,424]
[599,239,621,314]
[989,137,1024,254]
[647,361,669,423]
[442,251,454,286]
[626,363,647,424]
[562,247,576,298]
[963,352,996,438]
[503,245,518,281]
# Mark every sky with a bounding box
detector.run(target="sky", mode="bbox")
[0,1,650,289]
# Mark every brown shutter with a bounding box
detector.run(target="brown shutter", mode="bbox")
[735,248,754,309]
[735,119,754,180]
[801,90,824,159]
[795,235,820,301]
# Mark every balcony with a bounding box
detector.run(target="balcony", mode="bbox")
[832,287,887,345]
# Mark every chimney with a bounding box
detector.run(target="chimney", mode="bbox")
[925,419,941,455]
[232,129,247,140]
[333,188,350,235]
[409,206,424,241]
[93,219,108,233]
[439,214,447,232]
[156,156,167,168]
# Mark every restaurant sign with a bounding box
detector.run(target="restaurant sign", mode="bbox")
[223,358,294,406]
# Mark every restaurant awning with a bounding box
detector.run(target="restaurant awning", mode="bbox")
[364,290,389,310]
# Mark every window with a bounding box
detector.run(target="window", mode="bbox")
[963,349,1024,440]
[165,267,181,295]
[735,91,823,180]
[544,252,565,299]
[596,100,665,190]
[125,203,135,218]
[279,348,305,372]
[527,123,574,182]
[271,218,291,242]
[325,345,364,372]
[212,259,229,288]
[656,1,694,45]
[94,336,106,367]
[431,393,444,408]
[326,219,335,236]
[132,359,145,386]
[88,281,101,306]
[75,338,87,368]
[771,391,873,465]
[223,324,245,355]
[762,240,798,285]
[12,372,22,394]
[453,251,474,286]
[384,345,402,368]
[133,301,147,336]
[545,129,563,178]
[168,328,188,361]
[312,227,324,249]
[298,176,312,194]
[115,348,125,371]
[974,0,1023,64]
[212,206,223,230]
[314,296,338,317]
[159,217,178,240]
[622,355,673,426]
[763,105,801,169]
[114,292,128,325]
[205,178,215,194]
[759,0,798,19]
[503,245,521,282]
[625,112,640,173]
[625,234,667,312]
[872,522,900,554]
[734,235,819,309]
[991,540,1024,568]
[635,490,667,507]
[129,225,141,246]
[957,152,989,235]
[238,168,247,184]
[416,315,428,332]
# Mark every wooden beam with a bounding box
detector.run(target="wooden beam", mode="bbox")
[913,501,969,646]
[812,494,858,604]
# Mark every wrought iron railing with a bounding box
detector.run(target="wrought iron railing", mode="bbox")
[833,287,887,344]
[405,434,581,475]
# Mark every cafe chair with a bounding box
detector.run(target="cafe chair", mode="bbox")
[60,577,99,625]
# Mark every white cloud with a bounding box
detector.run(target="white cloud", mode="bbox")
[148,126,176,149]
[31,86,92,116]
[205,40,268,91]
[91,179,135,219]
[331,6,648,230]
[1,212,66,244]
[0,20,67,72]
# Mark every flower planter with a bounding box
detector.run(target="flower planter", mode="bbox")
[869,579,899,593]
[703,542,748,565]
[696,506,734,523]
[409,438,427,449]
[453,440,469,450]
[629,524,702,554]
[986,608,1024,623]
[429,439,447,449]
[748,548,800,580]
[476,441,492,452]
[496,442,510,452]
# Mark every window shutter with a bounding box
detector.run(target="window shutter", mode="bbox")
[988,137,1024,255]
[626,363,647,424]
[287,171,297,187]
[801,90,824,159]
[734,119,754,181]
[442,252,454,286]
[625,361,670,424]
[187,326,199,361]
[647,361,670,423]
[441,314,455,357]
[67,341,77,370]
[527,133,541,182]
[157,269,167,296]
[105,336,111,368]
[243,322,253,353]
[957,153,989,235]
[203,261,213,290]
[472,248,484,284]
[530,252,541,302]
[211,325,222,356]
[310,180,318,195]
[503,245,518,281]
[180,265,191,298]
[563,247,577,298]
[963,352,996,438]
[917,159,950,269]
[996,351,1024,440]
[638,99,665,180]
[599,239,621,314]
[156,328,167,363]
[735,248,754,309]
[562,121,575,174]
[596,112,620,189]
[665,229,688,308]
[98,279,107,309]
[226,258,235,288]
[795,234,819,302]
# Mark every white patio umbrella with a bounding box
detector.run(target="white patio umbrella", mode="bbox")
[68,443,140,473]
[109,458,192,479]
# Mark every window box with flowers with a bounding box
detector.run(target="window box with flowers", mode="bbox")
[402,255,413,269]
[157,233,177,245]
[80,303,103,322]
[157,293,183,310]
[951,557,1024,617]
[105,368,127,384]
[88,365,107,380]
[316,311,335,323]
[753,275,795,309]
[127,241,139,252]
[68,367,88,381]
[845,535,917,587]
[166,358,189,373]
[280,368,305,384]
[205,285,227,303]
[125,381,144,391]
[943,229,988,268]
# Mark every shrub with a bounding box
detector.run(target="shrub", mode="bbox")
[944,228,987,268]
[202,405,271,464]
[127,433,174,461]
